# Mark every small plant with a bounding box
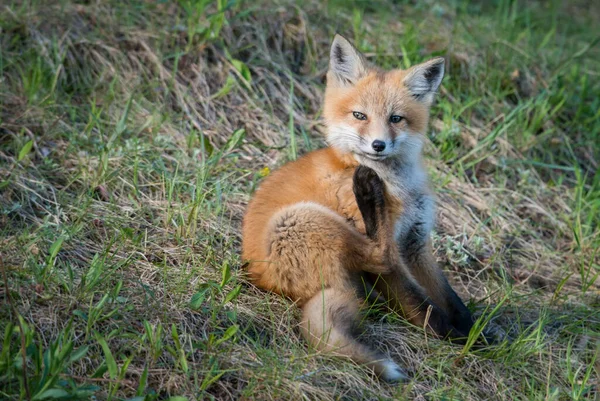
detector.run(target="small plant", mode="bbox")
[178,0,237,51]
[0,319,96,400]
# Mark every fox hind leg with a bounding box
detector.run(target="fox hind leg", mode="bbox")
[264,202,390,302]
[266,203,405,380]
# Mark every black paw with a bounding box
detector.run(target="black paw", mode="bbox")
[353,166,386,240]
[425,305,469,343]
[451,309,475,336]
[451,308,503,347]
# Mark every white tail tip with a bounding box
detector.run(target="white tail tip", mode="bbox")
[378,359,408,382]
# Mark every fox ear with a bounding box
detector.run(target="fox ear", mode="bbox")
[328,34,368,86]
[403,57,445,103]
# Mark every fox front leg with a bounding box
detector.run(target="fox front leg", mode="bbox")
[399,194,475,336]
[353,166,465,340]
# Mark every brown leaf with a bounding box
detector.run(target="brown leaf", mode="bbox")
[94,185,110,202]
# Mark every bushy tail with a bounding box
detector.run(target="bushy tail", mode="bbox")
[300,288,406,382]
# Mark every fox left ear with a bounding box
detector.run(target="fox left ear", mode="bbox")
[328,34,368,87]
[402,57,445,104]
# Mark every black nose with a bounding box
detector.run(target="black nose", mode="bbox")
[371,140,386,152]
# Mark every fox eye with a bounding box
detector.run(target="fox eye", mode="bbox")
[352,111,367,121]
[390,115,404,124]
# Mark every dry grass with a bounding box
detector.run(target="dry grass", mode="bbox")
[1,0,599,400]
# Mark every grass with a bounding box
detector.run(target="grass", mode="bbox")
[0,0,599,399]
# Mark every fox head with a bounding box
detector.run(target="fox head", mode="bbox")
[323,34,444,164]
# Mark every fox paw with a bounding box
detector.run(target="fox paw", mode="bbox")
[353,165,386,240]
[424,306,469,343]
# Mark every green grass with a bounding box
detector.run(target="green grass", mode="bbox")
[1,0,599,400]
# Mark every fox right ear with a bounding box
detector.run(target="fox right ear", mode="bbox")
[328,34,368,86]
[402,57,445,104]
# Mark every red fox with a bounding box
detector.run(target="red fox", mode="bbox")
[242,34,475,381]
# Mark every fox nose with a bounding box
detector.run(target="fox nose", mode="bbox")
[371,140,386,152]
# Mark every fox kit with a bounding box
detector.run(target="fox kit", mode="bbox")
[242,34,474,381]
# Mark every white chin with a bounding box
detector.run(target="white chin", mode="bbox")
[355,153,388,162]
